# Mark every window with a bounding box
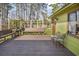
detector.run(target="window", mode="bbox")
[76,10,79,33]
[68,12,76,35]
[68,10,79,35]
[0,10,1,12]
[0,14,1,17]
[77,10,79,24]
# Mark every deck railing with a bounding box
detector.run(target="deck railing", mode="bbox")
[0,29,24,44]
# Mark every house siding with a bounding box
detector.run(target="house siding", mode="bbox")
[56,13,68,34]
[64,35,79,56]
[52,4,79,55]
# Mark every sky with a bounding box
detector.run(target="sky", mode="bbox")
[47,4,52,16]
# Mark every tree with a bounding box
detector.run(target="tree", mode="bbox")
[7,3,14,13]
[49,4,58,13]
[16,3,48,28]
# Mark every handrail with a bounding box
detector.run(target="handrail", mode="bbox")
[0,29,24,44]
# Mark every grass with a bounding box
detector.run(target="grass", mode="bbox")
[24,32,44,35]
[44,27,52,35]
[24,27,52,35]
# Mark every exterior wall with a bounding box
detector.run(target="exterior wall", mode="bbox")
[52,4,79,55]
[56,13,68,34]
[56,22,67,34]
[55,4,79,34]
[64,35,79,55]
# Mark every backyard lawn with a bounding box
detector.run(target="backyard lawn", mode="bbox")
[44,27,52,35]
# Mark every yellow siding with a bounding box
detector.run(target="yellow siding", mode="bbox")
[55,4,79,34]
[56,13,68,34]
[52,4,79,56]
[56,22,68,34]
[64,35,79,55]
[57,13,68,22]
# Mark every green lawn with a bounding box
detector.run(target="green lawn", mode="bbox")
[44,27,52,35]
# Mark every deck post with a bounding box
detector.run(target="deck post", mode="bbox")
[42,20,44,28]
[37,20,39,28]
[30,20,32,28]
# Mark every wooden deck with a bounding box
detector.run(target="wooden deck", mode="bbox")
[0,35,74,56]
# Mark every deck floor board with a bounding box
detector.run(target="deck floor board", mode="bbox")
[0,35,74,56]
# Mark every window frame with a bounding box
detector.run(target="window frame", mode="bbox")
[68,10,79,36]
[68,11,77,35]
